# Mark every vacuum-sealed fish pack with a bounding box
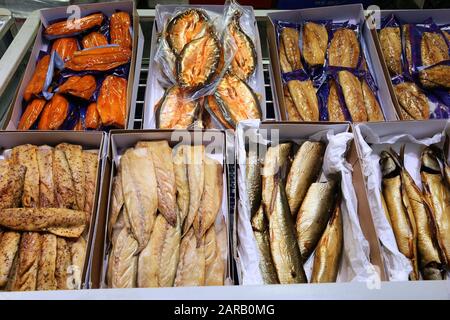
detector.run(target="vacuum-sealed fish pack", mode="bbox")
[377,13,450,120]
[6,1,141,131]
[268,4,394,122]
[144,0,265,130]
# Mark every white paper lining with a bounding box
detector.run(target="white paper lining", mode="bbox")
[354,123,449,281]
[236,120,376,285]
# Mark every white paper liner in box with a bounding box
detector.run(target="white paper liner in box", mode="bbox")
[236,120,376,284]
[354,123,449,281]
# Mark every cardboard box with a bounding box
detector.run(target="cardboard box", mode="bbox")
[234,121,386,284]
[371,10,450,120]
[142,4,267,128]
[4,0,144,130]
[0,130,107,290]
[353,119,449,280]
[90,129,235,288]
[267,4,398,122]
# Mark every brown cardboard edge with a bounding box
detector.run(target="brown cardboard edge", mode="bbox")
[0,130,105,289]
[370,28,402,120]
[4,1,138,131]
[90,129,234,288]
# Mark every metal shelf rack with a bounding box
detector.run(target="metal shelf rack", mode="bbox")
[0,9,448,300]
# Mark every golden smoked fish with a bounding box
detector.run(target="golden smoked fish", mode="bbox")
[421,147,450,266]
[380,150,419,280]
[0,232,21,287]
[121,147,158,252]
[183,145,205,235]
[55,237,71,289]
[69,236,86,289]
[205,218,227,286]
[246,148,261,218]
[251,206,278,284]
[194,156,222,241]
[108,218,138,288]
[286,141,325,217]
[109,172,124,241]
[11,144,39,208]
[56,143,85,211]
[12,232,41,291]
[36,146,54,208]
[262,143,291,216]
[83,151,98,220]
[174,228,205,286]
[136,141,177,226]
[36,234,57,291]
[361,79,384,122]
[53,148,76,209]
[0,160,25,208]
[398,149,443,280]
[286,80,319,122]
[280,27,302,71]
[173,146,190,224]
[338,71,368,122]
[137,214,181,288]
[296,180,337,261]
[311,202,343,283]
[302,22,328,67]
[269,180,306,284]
[379,26,402,76]
[0,208,86,238]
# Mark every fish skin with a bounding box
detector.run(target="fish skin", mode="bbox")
[302,22,328,67]
[0,208,86,238]
[166,8,210,55]
[419,65,450,89]
[338,71,368,122]
[0,232,21,287]
[205,217,227,286]
[121,147,158,253]
[137,214,181,288]
[283,86,302,121]
[194,156,222,242]
[109,173,124,242]
[183,145,205,236]
[177,34,220,89]
[11,144,40,208]
[156,86,199,129]
[379,27,402,76]
[174,228,205,287]
[261,143,291,217]
[380,150,419,280]
[0,160,26,209]
[228,12,256,81]
[173,146,190,225]
[311,202,343,283]
[361,79,384,122]
[421,32,449,67]
[280,27,302,71]
[56,143,86,211]
[421,148,450,266]
[36,234,57,291]
[108,225,138,288]
[69,236,86,289]
[286,80,319,122]
[55,237,71,290]
[296,180,337,261]
[246,148,262,218]
[13,232,41,291]
[328,28,360,68]
[286,141,325,217]
[83,151,98,221]
[136,141,177,226]
[327,79,346,122]
[403,25,413,75]
[394,82,429,120]
[268,179,307,284]
[36,146,55,208]
[53,148,77,209]
[251,206,279,284]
